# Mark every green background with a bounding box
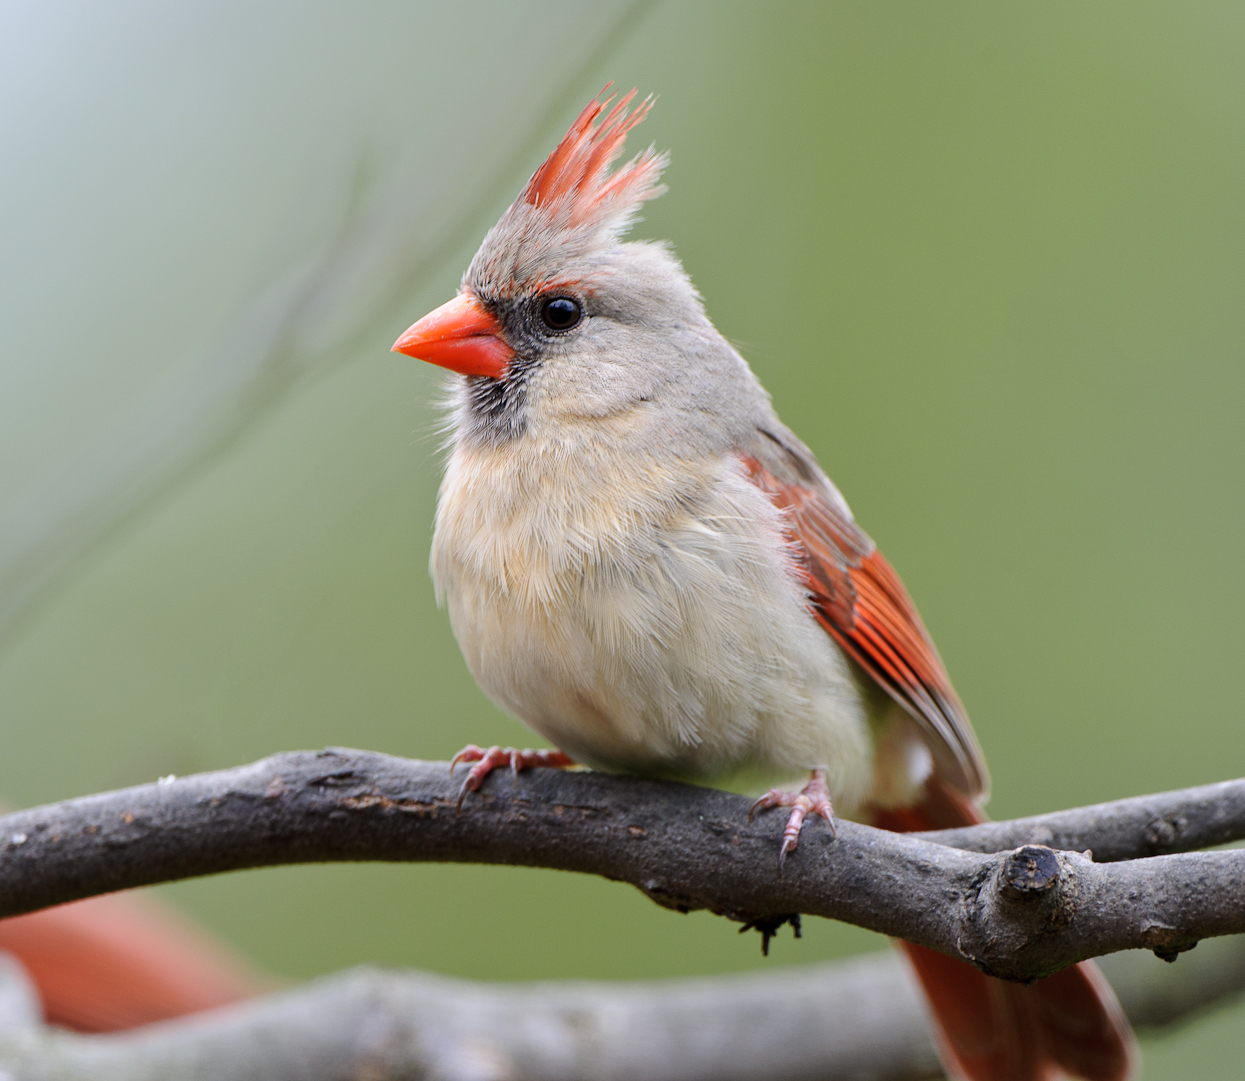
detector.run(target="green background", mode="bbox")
[1,2,1242,1075]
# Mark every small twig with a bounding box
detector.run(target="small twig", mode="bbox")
[0,750,1241,982]
[914,777,1245,862]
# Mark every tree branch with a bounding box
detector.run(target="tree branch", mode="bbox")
[0,750,1241,982]
[0,941,1240,1081]
[913,777,1245,861]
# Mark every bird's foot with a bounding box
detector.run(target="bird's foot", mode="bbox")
[748,768,836,873]
[449,745,576,810]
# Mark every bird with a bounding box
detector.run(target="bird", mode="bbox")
[392,88,1137,1081]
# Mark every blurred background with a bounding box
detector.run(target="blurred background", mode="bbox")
[1,1,1242,1074]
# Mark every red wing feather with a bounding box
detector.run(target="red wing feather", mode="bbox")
[742,456,988,799]
[743,449,1131,1078]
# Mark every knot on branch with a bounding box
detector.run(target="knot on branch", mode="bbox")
[1140,924,1199,964]
[988,845,1073,927]
[963,844,1083,982]
[1142,815,1187,853]
[1000,845,1061,897]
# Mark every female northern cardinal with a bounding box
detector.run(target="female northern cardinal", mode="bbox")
[393,89,1137,1081]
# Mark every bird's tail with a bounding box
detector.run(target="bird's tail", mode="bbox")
[0,892,266,1031]
[873,780,1137,1081]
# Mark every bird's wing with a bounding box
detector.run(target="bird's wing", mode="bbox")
[740,427,989,800]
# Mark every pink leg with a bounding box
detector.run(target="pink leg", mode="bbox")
[748,768,835,872]
[449,744,576,809]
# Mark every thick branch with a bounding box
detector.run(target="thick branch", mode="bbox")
[0,750,1241,981]
[0,943,1241,1081]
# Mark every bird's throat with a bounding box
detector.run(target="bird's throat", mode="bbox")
[459,357,538,447]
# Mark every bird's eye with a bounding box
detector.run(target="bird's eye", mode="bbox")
[540,296,582,332]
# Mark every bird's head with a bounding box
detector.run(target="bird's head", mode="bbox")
[393,89,743,448]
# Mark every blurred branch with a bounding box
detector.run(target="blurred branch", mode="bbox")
[0,0,652,654]
[0,938,1240,1080]
[1102,934,1245,1030]
[0,954,941,1081]
[0,750,1241,983]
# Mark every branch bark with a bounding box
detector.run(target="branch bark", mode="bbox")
[0,940,1241,1081]
[0,750,1241,982]
[913,777,1245,861]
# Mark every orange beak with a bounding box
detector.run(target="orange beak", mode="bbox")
[391,294,514,379]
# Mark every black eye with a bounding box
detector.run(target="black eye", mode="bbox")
[540,296,582,332]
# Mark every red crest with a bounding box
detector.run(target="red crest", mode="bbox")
[522,86,665,228]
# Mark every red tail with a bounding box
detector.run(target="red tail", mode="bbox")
[0,893,267,1032]
[874,781,1137,1081]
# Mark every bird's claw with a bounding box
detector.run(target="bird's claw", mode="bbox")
[749,768,835,874]
[449,744,575,811]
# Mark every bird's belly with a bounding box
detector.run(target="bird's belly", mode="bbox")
[431,449,878,806]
